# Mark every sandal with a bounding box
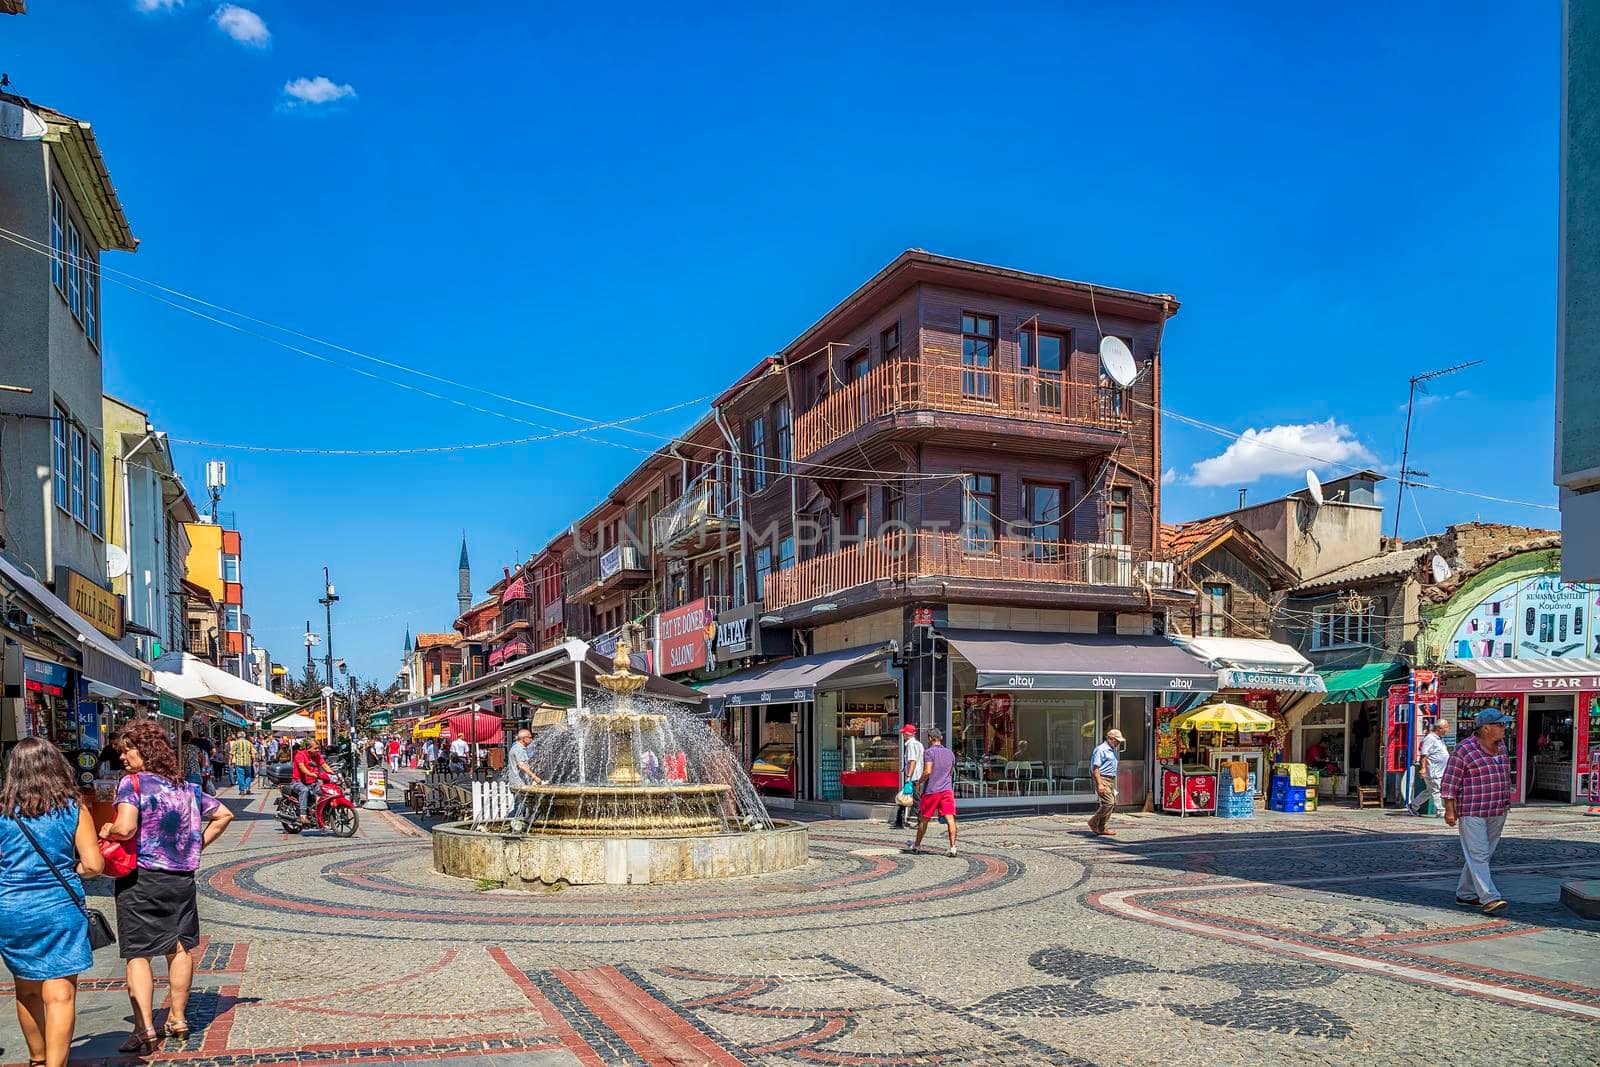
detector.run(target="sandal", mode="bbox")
[118,1028,161,1054]
[165,1018,192,1039]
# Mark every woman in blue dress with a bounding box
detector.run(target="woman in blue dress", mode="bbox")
[0,737,106,1067]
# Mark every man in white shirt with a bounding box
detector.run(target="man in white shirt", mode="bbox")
[449,735,470,771]
[1410,719,1451,817]
[893,724,924,832]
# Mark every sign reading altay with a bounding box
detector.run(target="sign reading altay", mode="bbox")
[658,598,710,674]
[64,569,123,640]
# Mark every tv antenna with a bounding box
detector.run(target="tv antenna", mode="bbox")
[1394,361,1482,540]
[1431,553,1453,583]
[1098,336,1137,388]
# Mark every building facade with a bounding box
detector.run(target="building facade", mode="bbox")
[183,519,249,678]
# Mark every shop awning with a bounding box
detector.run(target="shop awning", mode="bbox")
[1174,637,1325,694]
[153,653,297,707]
[87,679,150,702]
[699,644,894,709]
[218,706,253,730]
[945,630,1217,693]
[1453,656,1600,694]
[1318,661,1410,704]
[428,638,703,710]
[0,552,145,695]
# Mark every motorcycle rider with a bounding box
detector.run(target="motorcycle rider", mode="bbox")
[289,739,333,825]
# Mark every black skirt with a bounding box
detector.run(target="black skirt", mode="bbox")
[114,868,200,959]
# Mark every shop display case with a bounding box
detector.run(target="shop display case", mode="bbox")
[1160,764,1217,817]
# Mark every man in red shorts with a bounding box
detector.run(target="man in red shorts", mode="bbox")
[903,728,958,857]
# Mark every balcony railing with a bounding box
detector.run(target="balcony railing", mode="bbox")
[652,477,738,554]
[764,532,1180,611]
[795,357,1130,460]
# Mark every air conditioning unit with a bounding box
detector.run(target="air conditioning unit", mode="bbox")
[1138,560,1178,588]
[1085,543,1133,586]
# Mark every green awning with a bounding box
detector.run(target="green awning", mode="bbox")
[512,680,573,707]
[1317,661,1409,704]
[368,710,393,728]
[158,693,186,721]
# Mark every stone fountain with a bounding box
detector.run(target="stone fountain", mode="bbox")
[432,627,808,886]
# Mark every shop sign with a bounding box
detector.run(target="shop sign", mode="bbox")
[1217,668,1325,693]
[713,601,780,664]
[365,767,387,803]
[976,670,1217,693]
[1474,671,1600,693]
[313,708,329,744]
[158,692,186,720]
[658,598,710,674]
[1447,572,1600,660]
[64,569,124,640]
[912,607,934,628]
[23,657,70,696]
[598,545,641,580]
[723,686,812,708]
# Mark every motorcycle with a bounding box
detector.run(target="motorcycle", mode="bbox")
[274,774,359,837]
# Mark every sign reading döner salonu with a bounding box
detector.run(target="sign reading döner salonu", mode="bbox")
[658,598,710,674]
[65,569,123,640]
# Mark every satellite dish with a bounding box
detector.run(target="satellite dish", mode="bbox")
[1305,470,1324,507]
[105,544,129,579]
[1098,336,1137,388]
[1431,554,1453,583]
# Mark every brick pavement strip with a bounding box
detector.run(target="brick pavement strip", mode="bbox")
[4,786,1599,1066]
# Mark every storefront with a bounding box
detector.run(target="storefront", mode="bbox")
[941,630,1217,810]
[700,643,899,806]
[1300,660,1409,799]
[1425,563,1600,805]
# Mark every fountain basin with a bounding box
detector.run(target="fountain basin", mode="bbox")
[512,783,732,837]
[432,821,809,886]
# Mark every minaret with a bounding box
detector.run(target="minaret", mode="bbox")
[457,534,471,617]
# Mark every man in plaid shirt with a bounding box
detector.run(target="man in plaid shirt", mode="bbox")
[1439,707,1514,915]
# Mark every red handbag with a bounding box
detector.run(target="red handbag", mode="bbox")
[99,774,139,878]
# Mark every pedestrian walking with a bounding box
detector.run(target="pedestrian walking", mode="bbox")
[387,735,402,772]
[1440,708,1515,915]
[449,734,470,771]
[903,728,958,857]
[266,735,280,763]
[1408,719,1450,817]
[892,723,924,832]
[227,732,257,797]
[179,731,207,790]
[1088,729,1125,837]
[0,738,106,1067]
[99,720,234,1054]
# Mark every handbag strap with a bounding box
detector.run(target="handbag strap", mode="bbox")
[10,811,89,916]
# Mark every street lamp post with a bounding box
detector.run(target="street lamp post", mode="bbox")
[319,567,340,740]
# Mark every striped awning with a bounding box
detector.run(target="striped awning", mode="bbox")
[1455,656,1600,694]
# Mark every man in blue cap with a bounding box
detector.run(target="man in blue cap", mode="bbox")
[1438,707,1515,915]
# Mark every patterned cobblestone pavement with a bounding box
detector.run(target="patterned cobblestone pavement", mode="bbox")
[4,778,1598,1065]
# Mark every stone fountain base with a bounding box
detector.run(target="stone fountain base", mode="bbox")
[431,822,809,886]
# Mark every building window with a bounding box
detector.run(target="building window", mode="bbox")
[753,546,772,600]
[50,190,64,292]
[749,414,768,491]
[841,496,866,545]
[1199,582,1230,637]
[1020,328,1068,413]
[67,223,82,321]
[777,535,795,573]
[83,253,98,346]
[732,558,746,606]
[224,604,242,631]
[88,442,102,537]
[962,473,999,553]
[961,313,996,400]
[883,482,904,529]
[1024,482,1065,560]
[813,369,828,409]
[187,619,205,653]
[222,553,241,582]
[51,405,68,510]
[1312,604,1374,650]
[69,423,85,524]
[1107,487,1131,546]
[773,399,791,475]
[881,322,900,363]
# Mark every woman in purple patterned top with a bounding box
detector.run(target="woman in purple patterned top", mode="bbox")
[98,721,233,1054]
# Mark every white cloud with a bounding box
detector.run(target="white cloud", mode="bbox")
[135,0,184,11]
[213,4,269,47]
[1188,419,1376,487]
[1161,468,1177,486]
[281,76,358,108]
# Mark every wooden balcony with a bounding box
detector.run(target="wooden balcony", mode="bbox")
[794,357,1131,462]
[652,478,739,556]
[764,532,1181,611]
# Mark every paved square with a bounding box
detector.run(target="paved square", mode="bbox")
[4,783,1597,1065]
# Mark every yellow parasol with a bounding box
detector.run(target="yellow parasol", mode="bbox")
[1170,702,1274,733]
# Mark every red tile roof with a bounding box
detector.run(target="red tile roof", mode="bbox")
[1162,516,1230,561]
[415,633,462,649]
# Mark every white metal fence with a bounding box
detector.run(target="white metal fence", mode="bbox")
[471,780,517,824]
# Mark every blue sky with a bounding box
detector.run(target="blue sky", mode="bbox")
[3,1,1559,680]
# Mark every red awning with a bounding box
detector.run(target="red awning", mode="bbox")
[446,710,504,745]
[501,578,529,603]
